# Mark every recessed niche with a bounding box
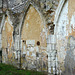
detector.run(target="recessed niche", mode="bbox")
[23,40,26,44]
[6,48,8,54]
[47,55,48,58]
[5,14,7,17]
[36,52,39,57]
[37,41,40,46]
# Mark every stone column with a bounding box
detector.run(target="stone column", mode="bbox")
[14,35,19,51]
[0,34,2,51]
[0,34,2,63]
[0,14,5,63]
[47,34,57,74]
[13,34,20,67]
[0,14,5,49]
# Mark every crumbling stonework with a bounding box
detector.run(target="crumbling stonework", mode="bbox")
[54,0,75,75]
[1,0,75,75]
[21,5,48,71]
[0,1,59,74]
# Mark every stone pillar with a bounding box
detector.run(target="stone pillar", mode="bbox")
[47,35,57,74]
[0,15,5,33]
[0,14,5,50]
[0,14,5,63]
[0,34,2,51]
[0,33,1,63]
[14,34,21,68]
[14,34,20,62]
[14,35,19,51]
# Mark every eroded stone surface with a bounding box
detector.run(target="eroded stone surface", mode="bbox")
[1,0,75,75]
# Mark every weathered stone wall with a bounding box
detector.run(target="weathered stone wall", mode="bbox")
[54,0,75,75]
[55,0,69,72]
[2,16,13,63]
[1,0,75,74]
[21,5,48,71]
[0,0,60,74]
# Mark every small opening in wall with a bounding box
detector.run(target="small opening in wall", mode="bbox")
[22,54,26,58]
[53,24,55,27]
[5,14,7,17]
[44,4,46,9]
[0,51,2,56]
[23,40,26,44]
[23,40,24,42]
[6,48,8,54]
[37,41,40,46]
[47,55,48,58]
[36,52,39,57]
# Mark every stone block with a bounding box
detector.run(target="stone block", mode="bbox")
[0,0,2,7]
[30,47,34,52]
[51,57,55,60]
[36,46,39,52]
[27,51,29,56]
[48,56,50,61]
[47,44,51,50]
[47,35,56,44]
[23,45,26,50]
[26,40,35,45]
[0,34,1,40]
[48,62,51,68]
[32,53,36,57]
[48,68,51,73]
[51,44,55,50]
[0,44,2,49]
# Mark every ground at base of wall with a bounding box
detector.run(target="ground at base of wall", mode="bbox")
[0,63,47,75]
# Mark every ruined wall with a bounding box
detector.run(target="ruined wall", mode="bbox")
[21,5,48,71]
[21,5,46,46]
[2,16,13,63]
[56,1,69,71]
[0,0,60,74]
[1,0,75,74]
[55,0,75,74]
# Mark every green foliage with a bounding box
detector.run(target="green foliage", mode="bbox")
[0,63,46,75]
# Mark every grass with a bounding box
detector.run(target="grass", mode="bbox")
[0,63,47,75]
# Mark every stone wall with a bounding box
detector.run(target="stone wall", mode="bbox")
[54,0,75,75]
[21,5,48,71]
[0,0,60,74]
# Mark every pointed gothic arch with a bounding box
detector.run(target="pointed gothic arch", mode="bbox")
[54,0,67,25]
[20,4,49,70]
[20,4,48,37]
[1,12,14,63]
